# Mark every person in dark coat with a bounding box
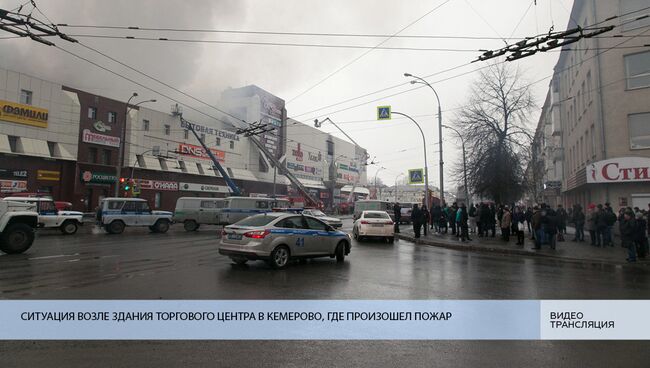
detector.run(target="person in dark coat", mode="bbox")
[620,211,637,262]
[634,212,648,259]
[572,204,585,242]
[542,206,558,250]
[595,204,608,247]
[448,203,458,235]
[488,204,497,237]
[556,204,568,239]
[524,207,533,235]
[512,206,526,246]
[422,205,429,236]
[439,204,448,234]
[431,205,441,232]
[412,204,423,239]
[459,204,471,241]
[393,203,401,234]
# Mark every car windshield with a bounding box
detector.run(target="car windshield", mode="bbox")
[309,210,326,216]
[364,212,390,219]
[234,214,278,227]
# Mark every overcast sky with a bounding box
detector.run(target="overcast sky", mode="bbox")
[0,0,571,190]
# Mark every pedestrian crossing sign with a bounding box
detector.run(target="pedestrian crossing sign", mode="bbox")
[377,106,391,120]
[408,169,424,184]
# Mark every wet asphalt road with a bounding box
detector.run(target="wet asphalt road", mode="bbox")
[1,219,650,367]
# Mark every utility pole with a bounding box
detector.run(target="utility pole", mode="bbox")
[392,111,429,211]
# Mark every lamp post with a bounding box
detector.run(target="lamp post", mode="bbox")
[404,73,444,206]
[392,111,429,210]
[374,166,385,200]
[442,125,470,206]
[114,93,157,197]
[394,173,405,202]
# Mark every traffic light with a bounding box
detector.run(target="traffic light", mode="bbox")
[124,180,131,191]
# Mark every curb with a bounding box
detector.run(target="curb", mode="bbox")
[395,233,648,267]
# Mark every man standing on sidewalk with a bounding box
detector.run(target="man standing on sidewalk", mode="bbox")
[620,210,637,262]
[556,204,567,241]
[572,204,585,242]
[532,205,543,250]
[412,204,423,239]
[393,202,401,234]
[500,206,512,242]
[459,204,471,242]
[604,203,617,247]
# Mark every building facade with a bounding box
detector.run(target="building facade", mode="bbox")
[538,0,650,210]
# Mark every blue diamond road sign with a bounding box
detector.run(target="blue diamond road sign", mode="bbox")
[408,169,424,184]
[377,106,391,120]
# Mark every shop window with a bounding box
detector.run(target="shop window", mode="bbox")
[108,111,117,124]
[88,107,97,119]
[625,51,650,89]
[143,119,149,131]
[20,89,32,105]
[629,112,650,149]
[184,129,189,139]
[88,147,98,163]
[216,137,221,146]
[229,141,234,149]
[7,136,18,153]
[164,124,171,136]
[154,192,162,208]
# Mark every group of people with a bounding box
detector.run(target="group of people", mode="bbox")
[392,200,650,263]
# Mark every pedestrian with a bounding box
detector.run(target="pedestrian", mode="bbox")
[439,204,448,234]
[596,204,607,247]
[459,204,471,242]
[412,204,422,239]
[556,204,567,239]
[488,204,497,237]
[431,205,441,232]
[620,211,637,262]
[422,205,430,236]
[634,212,648,259]
[572,204,585,242]
[604,204,617,247]
[525,207,533,235]
[449,203,458,236]
[513,206,526,246]
[393,202,401,234]
[586,204,597,246]
[532,205,543,249]
[468,203,477,234]
[542,205,558,250]
[500,205,512,242]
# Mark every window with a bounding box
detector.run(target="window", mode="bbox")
[577,91,582,116]
[200,133,206,143]
[135,201,151,213]
[200,200,216,209]
[305,217,328,231]
[255,201,269,209]
[101,149,112,165]
[276,216,306,229]
[46,141,56,157]
[327,140,334,155]
[88,107,97,119]
[107,200,125,210]
[235,214,276,227]
[154,193,162,208]
[108,111,117,124]
[216,137,221,146]
[226,168,234,177]
[196,163,205,175]
[629,112,650,149]
[122,201,137,212]
[581,81,586,111]
[229,140,234,149]
[20,89,32,105]
[159,158,168,170]
[143,119,149,131]
[88,147,98,163]
[625,51,650,89]
[586,71,593,104]
[258,155,269,173]
[178,160,187,173]
[184,129,189,139]
[164,124,171,136]
[590,125,596,157]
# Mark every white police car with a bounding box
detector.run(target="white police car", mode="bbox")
[219,212,351,269]
[98,198,173,234]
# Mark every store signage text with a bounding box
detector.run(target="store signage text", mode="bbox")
[0,169,27,179]
[0,100,49,128]
[587,157,650,183]
[82,129,120,148]
[37,170,60,181]
[137,180,178,191]
[177,143,225,162]
[180,120,240,141]
[81,171,117,184]
[292,143,303,161]
[179,182,229,193]
[0,179,27,193]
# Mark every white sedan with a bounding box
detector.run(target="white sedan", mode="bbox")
[352,210,395,243]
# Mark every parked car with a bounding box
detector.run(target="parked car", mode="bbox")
[97,198,173,234]
[398,202,420,224]
[353,200,395,221]
[301,209,343,228]
[0,199,38,254]
[220,197,291,225]
[3,197,83,235]
[173,197,227,231]
[1,192,72,211]
[352,210,395,243]
[219,212,351,269]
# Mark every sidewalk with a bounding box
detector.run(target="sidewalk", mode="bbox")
[395,225,649,266]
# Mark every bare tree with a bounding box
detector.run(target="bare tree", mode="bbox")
[453,63,535,204]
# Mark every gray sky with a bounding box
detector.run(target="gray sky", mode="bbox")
[0,0,571,189]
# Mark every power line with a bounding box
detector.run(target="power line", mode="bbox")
[286,0,453,104]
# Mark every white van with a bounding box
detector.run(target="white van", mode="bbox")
[221,197,291,225]
[353,200,395,221]
[173,197,227,231]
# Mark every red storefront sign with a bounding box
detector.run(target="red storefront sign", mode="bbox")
[0,179,27,193]
[177,143,225,162]
[137,180,178,191]
[82,129,120,148]
[587,157,650,183]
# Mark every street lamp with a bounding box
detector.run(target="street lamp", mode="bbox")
[442,125,469,206]
[404,72,444,206]
[114,93,157,197]
[374,166,385,200]
[394,173,405,202]
[391,111,430,210]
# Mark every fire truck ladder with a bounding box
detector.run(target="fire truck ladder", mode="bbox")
[248,136,319,207]
[182,117,242,196]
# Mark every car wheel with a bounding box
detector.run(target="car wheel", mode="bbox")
[269,245,290,269]
[153,220,170,233]
[335,242,346,263]
[353,228,359,240]
[0,223,35,254]
[107,221,125,234]
[60,220,78,235]
[231,257,248,265]
[184,220,199,232]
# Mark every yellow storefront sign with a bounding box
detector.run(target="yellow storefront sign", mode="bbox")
[37,170,60,181]
[0,100,49,128]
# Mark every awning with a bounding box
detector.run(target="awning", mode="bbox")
[298,178,327,190]
[0,134,11,153]
[162,159,183,173]
[230,168,258,182]
[142,155,161,171]
[182,161,202,176]
[341,185,370,195]
[53,143,76,161]
[18,138,50,157]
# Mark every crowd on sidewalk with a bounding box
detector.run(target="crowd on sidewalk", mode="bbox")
[394,201,650,263]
